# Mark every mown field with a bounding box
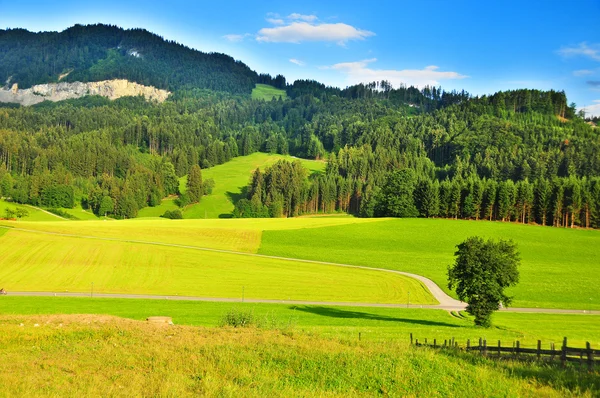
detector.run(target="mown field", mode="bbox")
[0,224,431,304]
[1,216,598,310]
[260,218,600,311]
[178,152,325,218]
[0,311,597,397]
[251,83,287,101]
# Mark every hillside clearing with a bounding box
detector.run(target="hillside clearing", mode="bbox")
[251,84,287,101]
[179,152,324,218]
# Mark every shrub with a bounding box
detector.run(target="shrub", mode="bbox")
[161,209,183,219]
[219,309,255,328]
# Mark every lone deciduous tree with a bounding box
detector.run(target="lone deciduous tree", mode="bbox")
[448,236,520,327]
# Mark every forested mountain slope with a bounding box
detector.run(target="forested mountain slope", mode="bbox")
[0,24,598,227]
[0,24,257,95]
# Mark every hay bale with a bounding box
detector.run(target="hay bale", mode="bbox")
[146,316,173,325]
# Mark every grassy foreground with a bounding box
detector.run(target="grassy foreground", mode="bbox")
[0,313,597,397]
[180,152,325,218]
[260,218,600,310]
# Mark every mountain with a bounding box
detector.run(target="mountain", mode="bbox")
[0,24,258,95]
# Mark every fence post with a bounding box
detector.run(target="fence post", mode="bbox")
[425,338,427,345]
[498,340,501,357]
[444,339,447,348]
[551,343,555,361]
[561,337,567,368]
[410,333,413,345]
[467,339,470,350]
[416,338,419,346]
[483,339,487,357]
[587,342,593,372]
[479,338,482,355]
[537,340,541,361]
[516,341,520,358]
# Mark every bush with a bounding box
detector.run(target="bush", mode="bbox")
[161,209,183,219]
[219,309,255,328]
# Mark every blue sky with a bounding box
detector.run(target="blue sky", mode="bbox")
[2,0,600,116]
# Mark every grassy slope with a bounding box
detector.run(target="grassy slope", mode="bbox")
[0,314,596,396]
[259,218,600,310]
[0,199,63,221]
[137,197,178,218]
[251,84,287,101]
[0,217,376,253]
[0,227,432,304]
[180,152,325,218]
[2,297,598,347]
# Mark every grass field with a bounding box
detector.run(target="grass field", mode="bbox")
[57,204,101,220]
[0,312,596,396]
[0,199,63,221]
[0,226,432,304]
[1,297,598,347]
[1,216,599,310]
[137,197,178,218]
[251,84,287,101]
[260,218,600,310]
[180,152,325,218]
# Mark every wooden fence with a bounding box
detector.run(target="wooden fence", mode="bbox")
[411,334,599,371]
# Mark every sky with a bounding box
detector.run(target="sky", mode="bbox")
[2,0,600,116]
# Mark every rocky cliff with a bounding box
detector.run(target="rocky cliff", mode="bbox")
[0,79,170,106]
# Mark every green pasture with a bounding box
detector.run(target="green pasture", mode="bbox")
[0,227,432,304]
[251,84,287,101]
[260,218,600,310]
[1,297,598,347]
[180,152,325,218]
[0,199,63,221]
[137,197,179,218]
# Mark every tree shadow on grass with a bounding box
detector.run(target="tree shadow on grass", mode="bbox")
[436,346,599,394]
[290,306,459,328]
[225,186,249,206]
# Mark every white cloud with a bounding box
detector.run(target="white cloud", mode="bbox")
[573,69,594,76]
[223,33,251,42]
[267,18,284,25]
[289,58,306,66]
[558,43,600,61]
[257,22,374,44]
[287,13,318,22]
[326,59,468,88]
[580,100,600,118]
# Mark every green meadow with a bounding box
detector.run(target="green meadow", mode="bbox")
[1,297,598,347]
[260,218,600,310]
[1,216,599,310]
[0,225,431,304]
[0,199,63,222]
[251,83,287,101]
[2,312,597,397]
[179,152,325,218]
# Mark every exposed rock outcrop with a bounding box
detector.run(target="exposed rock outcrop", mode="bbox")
[0,79,170,106]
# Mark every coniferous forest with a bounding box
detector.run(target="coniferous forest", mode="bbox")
[1,25,599,228]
